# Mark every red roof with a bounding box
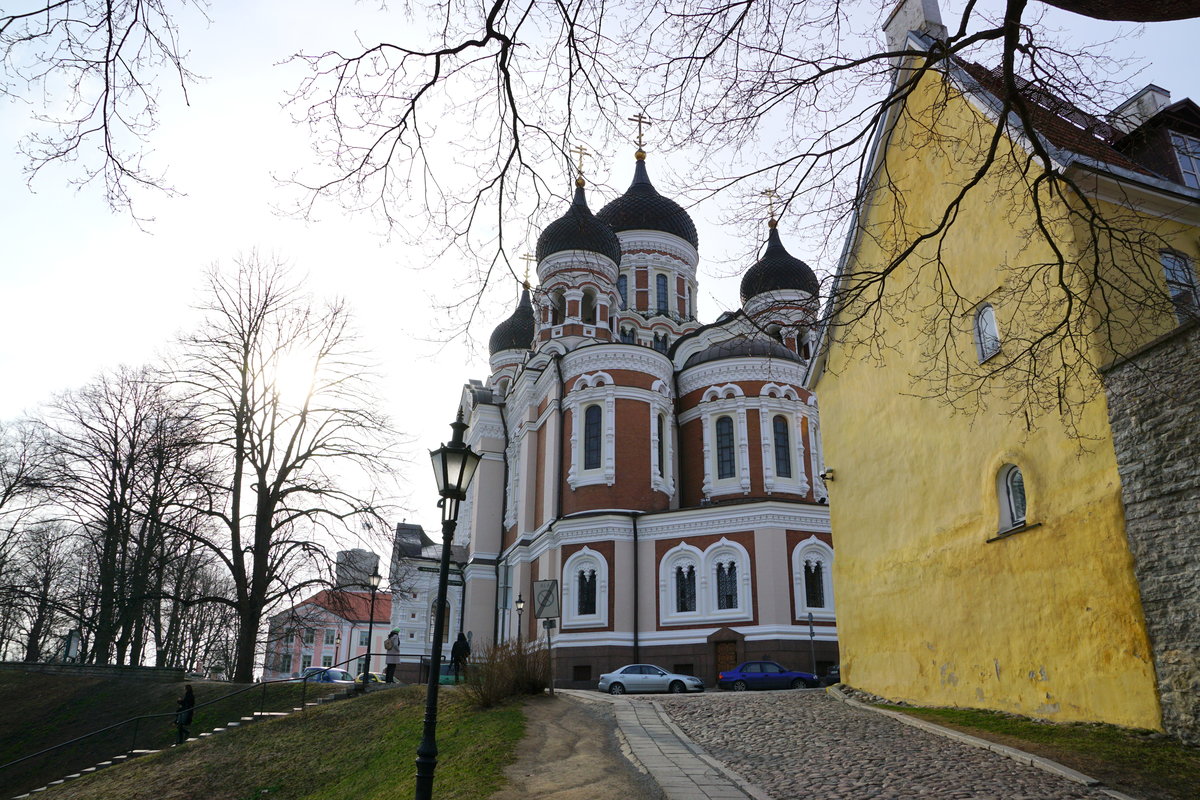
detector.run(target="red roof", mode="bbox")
[306,589,392,624]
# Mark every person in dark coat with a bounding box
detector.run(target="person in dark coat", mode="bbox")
[449,632,471,683]
[175,684,195,745]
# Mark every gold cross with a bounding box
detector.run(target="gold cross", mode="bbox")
[570,144,591,177]
[628,113,652,149]
[519,253,537,286]
[760,189,779,221]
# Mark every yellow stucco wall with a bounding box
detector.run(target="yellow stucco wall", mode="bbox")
[815,67,1177,730]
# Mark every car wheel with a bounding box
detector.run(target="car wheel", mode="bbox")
[669,681,685,694]
[608,683,626,695]
[790,678,805,690]
[733,680,748,691]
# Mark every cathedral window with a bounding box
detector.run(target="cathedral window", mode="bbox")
[577,568,597,615]
[772,415,792,479]
[656,273,668,313]
[617,274,628,309]
[974,304,1000,362]
[583,405,602,470]
[657,415,666,477]
[653,332,669,353]
[1162,251,1198,322]
[715,416,736,479]
[793,538,834,616]
[581,290,597,325]
[675,564,696,612]
[715,561,738,610]
[620,326,636,344]
[804,560,825,608]
[999,464,1027,531]
[550,290,566,325]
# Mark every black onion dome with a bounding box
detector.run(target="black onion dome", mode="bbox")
[739,223,819,302]
[488,288,536,354]
[596,154,699,248]
[683,337,802,369]
[535,181,622,265]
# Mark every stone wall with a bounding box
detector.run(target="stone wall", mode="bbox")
[0,661,187,682]
[1104,320,1200,743]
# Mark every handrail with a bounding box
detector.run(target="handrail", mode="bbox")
[0,652,375,775]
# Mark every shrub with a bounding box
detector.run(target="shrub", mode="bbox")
[459,640,549,708]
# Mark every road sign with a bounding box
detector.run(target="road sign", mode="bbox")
[542,619,556,630]
[532,579,560,619]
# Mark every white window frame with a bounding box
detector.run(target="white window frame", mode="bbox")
[1172,132,1200,189]
[567,372,617,488]
[974,303,1001,362]
[792,536,835,618]
[659,544,704,625]
[700,384,751,497]
[649,381,675,495]
[998,464,1027,532]
[1162,250,1199,322]
[758,385,810,496]
[702,539,753,623]
[562,546,609,629]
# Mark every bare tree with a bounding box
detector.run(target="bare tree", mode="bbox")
[173,254,395,683]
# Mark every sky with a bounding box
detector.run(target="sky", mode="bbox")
[3,0,1199,538]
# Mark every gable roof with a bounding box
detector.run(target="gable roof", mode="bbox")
[305,589,392,624]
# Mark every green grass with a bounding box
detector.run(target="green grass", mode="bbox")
[879,704,1200,800]
[34,686,523,800]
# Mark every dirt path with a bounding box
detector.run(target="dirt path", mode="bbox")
[488,694,666,800]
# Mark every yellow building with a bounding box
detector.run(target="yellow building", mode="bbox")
[810,0,1200,734]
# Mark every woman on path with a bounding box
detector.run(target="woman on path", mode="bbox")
[384,628,402,683]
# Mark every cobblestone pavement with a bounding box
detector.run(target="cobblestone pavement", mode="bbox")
[655,690,1110,800]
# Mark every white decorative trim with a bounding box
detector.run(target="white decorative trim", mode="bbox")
[572,371,613,391]
[659,539,754,626]
[562,546,609,629]
[566,386,617,488]
[563,345,673,383]
[679,358,806,396]
[793,535,835,617]
[760,382,799,401]
[659,543,704,625]
[701,383,745,402]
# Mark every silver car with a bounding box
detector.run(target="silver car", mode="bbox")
[597,664,705,695]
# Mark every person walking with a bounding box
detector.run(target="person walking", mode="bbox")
[450,632,471,684]
[383,628,401,683]
[175,684,195,745]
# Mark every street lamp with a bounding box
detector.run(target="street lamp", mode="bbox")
[361,568,382,691]
[415,412,481,800]
[514,594,525,643]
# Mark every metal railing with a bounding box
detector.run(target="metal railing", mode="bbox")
[0,652,376,780]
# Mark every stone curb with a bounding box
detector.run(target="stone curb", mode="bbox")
[825,686,1129,794]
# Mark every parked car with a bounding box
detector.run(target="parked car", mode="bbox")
[355,671,387,685]
[820,665,841,687]
[717,661,818,691]
[300,666,356,684]
[597,664,705,695]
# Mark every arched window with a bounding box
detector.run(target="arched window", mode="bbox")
[974,304,1000,361]
[551,290,566,325]
[577,568,597,615]
[1000,464,1026,530]
[653,332,669,353]
[656,274,668,313]
[583,405,602,470]
[617,274,628,310]
[804,560,825,608]
[620,326,636,344]
[716,416,735,479]
[716,561,738,610]
[581,290,597,325]
[675,564,696,612]
[657,414,666,477]
[773,415,792,478]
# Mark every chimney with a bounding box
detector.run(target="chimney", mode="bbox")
[1108,85,1172,134]
[883,0,948,53]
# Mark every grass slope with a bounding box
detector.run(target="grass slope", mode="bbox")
[0,671,339,796]
[882,704,1200,800]
[34,686,523,800]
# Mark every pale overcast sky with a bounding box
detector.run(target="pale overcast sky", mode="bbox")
[3,1,1198,533]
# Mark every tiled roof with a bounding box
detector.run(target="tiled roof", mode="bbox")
[596,155,699,248]
[306,589,392,624]
[957,61,1153,176]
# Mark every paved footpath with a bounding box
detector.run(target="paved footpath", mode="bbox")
[562,689,1133,800]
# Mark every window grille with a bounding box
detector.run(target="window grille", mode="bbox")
[716,561,738,610]
[675,564,696,612]
[657,415,666,477]
[773,415,792,478]
[805,559,825,608]
[583,405,602,470]
[716,416,735,479]
[578,569,597,615]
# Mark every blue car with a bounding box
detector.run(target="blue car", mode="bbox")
[717,661,818,691]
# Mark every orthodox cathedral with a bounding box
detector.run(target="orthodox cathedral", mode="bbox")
[450,148,838,687]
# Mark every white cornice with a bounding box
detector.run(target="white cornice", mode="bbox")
[678,358,807,396]
[563,344,674,382]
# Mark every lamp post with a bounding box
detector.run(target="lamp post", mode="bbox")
[361,568,382,691]
[514,594,525,643]
[415,412,481,800]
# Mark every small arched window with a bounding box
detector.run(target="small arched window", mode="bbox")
[583,405,602,470]
[675,564,696,612]
[804,559,825,608]
[581,290,597,325]
[773,415,792,478]
[620,326,636,344]
[657,414,666,476]
[617,274,628,310]
[716,561,738,610]
[1000,464,1026,529]
[716,416,736,479]
[656,274,669,313]
[551,290,566,325]
[653,332,669,353]
[577,568,597,615]
[974,304,1000,362]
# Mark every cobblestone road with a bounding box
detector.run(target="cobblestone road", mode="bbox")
[656,691,1108,800]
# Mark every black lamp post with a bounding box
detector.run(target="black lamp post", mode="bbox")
[361,568,382,691]
[415,412,481,800]
[514,594,525,642]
